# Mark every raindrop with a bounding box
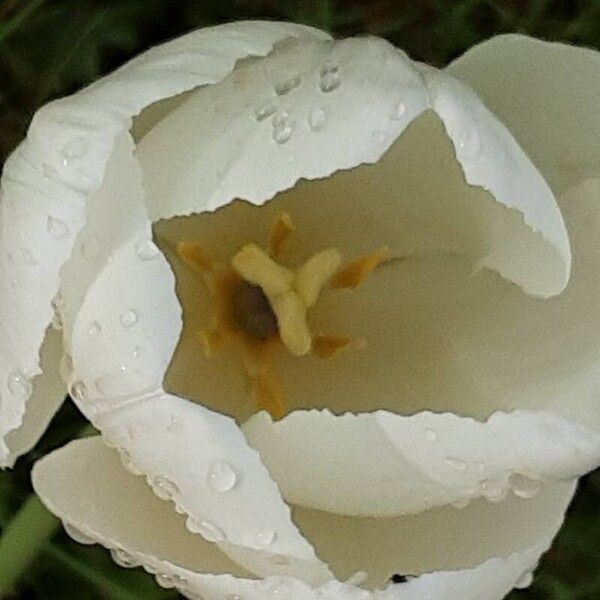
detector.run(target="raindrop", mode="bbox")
[155,572,187,589]
[88,320,101,336]
[319,63,341,93]
[445,456,467,471]
[149,475,179,501]
[457,129,481,160]
[64,522,96,545]
[69,380,88,402]
[119,309,138,328]
[207,460,237,493]
[308,107,326,131]
[186,517,226,543]
[61,137,87,166]
[274,75,301,96]
[481,479,508,503]
[111,547,139,568]
[47,216,69,239]
[7,371,32,397]
[424,428,437,442]
[256,529,277,547]
[392,101,407,120]
[510,473,542,499]
[135,238,160,260]
[272,112,294,144]
[255,102,279,122]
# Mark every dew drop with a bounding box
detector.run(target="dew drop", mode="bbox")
[186,517,226,543]
[272,112,294,144]
[319,63,341,93]
[135,239,160,260]
[111,547,139,568]
[149,475,179,501]
[510,473,542,499]
[64,522,96,545]
[207,460,237,493]
[274,75,301,96]
[256,529,277,547]
[47,216,69,239]
[119,309,138,328]
[445,456,467,471]
[69,380,88,402]
[457,129,481,159]
[7,371,32,397]
[88,320,101,336]
[255,102,279,122]
[424,427,437,442]
[308,107,326,131]
[392,101,407,120]
[481,479,508,503]
[61,137,87,166]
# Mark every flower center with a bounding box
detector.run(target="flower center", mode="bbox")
[171,213,388,419]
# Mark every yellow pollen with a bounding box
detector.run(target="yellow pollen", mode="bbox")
[173,212,387,419]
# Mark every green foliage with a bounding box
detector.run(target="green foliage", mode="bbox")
[1,1,600,598]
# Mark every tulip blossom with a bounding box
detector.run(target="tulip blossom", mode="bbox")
[2,19,600,599]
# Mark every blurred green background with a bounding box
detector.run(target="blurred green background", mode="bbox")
[1,0,600,598]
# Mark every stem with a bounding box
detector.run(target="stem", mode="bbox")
[0,494,59,594]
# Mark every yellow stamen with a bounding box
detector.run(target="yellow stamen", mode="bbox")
[296,248,342,307]
[176,241,214,273]
[232,243,294,296]
[253,373,285,420]
[271,290,312,356]
[330,246,390,289]
[269,212,295,258]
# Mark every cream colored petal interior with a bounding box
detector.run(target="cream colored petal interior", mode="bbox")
[158,120,594,425]
[292,480,574,589]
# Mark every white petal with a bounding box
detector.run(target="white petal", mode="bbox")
[32,437,570,600]
[292,479,574,588]
[137,34,569,298]
[447,34,600,194]
[0,19,328,464]
[0,329,65,466]
[244,408,598,516]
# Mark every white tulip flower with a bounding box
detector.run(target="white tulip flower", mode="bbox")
[1,20,600,599]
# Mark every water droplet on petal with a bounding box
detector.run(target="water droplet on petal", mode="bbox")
[61,137,87,166]
[510,473,542,499]
[481,479,508,502]
[111,547,139,568]
[392,101,407,120]
[135,239,160,260]
[272,112,294,144]
[47,216,69,239]
[308,107,326,131]
[255,102,278,122]
[319,63,341,93]
[88,320,101,336]
[69,380,88,402]
[256,529,276,547]
[424,427,437,442]
[207,460,237,492]
[274,75,301,96]
[186,517,226,543]
[119,309,138,327]
[7,371,32,397]
[64,522,96,545]
[149,475,179,501]
[155,572,187,589]
[457,129,481,160]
